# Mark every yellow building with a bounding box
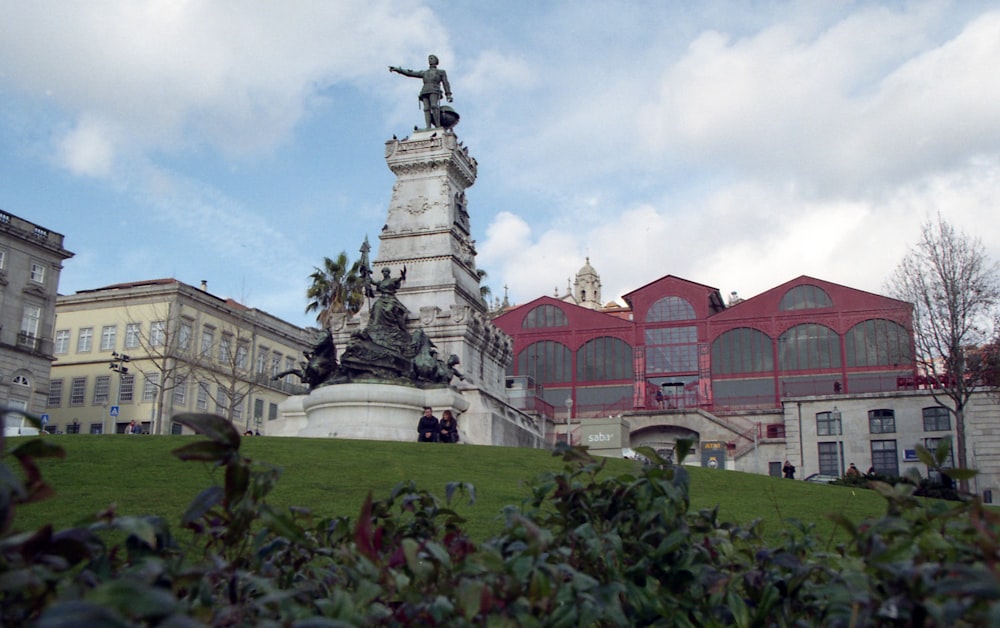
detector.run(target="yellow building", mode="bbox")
[50,279,314,435]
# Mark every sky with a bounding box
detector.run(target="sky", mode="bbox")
[2,1,999,328]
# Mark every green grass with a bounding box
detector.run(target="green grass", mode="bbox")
[8,435,887,544]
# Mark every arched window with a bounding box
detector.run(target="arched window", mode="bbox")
[522,304,567,328]
[779,285,833,310]
[645,296,695,322]
[845,319,912,367]
[711,328,774,375]
[645,326,698,373]
[12,375,30,386]
[577,337,634,381]
[778,324,841,371]
[517,341,572,384]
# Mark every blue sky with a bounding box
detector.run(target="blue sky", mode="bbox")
[2,1,999,328]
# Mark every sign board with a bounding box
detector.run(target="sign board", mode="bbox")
[40,414,49,424]
[576,416,631,457]
[701,441,727,469]
[110,405,120,417]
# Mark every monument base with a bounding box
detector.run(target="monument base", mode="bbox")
[270,381,545,447]
[269,383,469,441]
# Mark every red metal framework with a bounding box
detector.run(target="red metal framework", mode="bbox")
[494,275,917,415]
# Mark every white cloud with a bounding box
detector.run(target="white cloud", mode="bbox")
[0,0,449,173]
[634,7,1000,192]
[56,115,117,177]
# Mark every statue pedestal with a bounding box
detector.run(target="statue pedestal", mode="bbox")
[270,383,469,442]
[300,129,542,448]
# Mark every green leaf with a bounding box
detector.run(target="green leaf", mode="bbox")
[915,444,937,468]
[171,412,241,449]
[674,438,694,463]
[171,440,236,464]
[181,486,223,525]
[943,467,978,481]
[88,579,180,621]
[111,515,158,548]
[258,505,311,546]
[10,438,66,461]
[224,459,250,507]
[37,600,132,627]
[0,463,27,501]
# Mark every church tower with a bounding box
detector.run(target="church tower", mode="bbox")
[573,257,602,310]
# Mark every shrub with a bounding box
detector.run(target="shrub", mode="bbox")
[2,412,999,625]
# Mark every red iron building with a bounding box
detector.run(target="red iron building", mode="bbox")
[493,273,916,419]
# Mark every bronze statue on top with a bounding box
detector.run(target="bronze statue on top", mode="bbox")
[389,54,458,129]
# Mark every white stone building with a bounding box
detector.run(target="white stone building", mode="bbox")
[0,210,74,435]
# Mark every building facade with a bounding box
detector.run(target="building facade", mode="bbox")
[50,279,314,435]
[493,263,1000,501]
[494,273,915,419]
[0,210,74,433]
[783,388,997,501]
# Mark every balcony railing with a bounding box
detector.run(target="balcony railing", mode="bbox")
[17,331,41,352]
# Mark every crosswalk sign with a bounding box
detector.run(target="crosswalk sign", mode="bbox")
[110,406,120,417]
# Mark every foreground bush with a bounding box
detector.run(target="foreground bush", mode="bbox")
[2,412,999,626]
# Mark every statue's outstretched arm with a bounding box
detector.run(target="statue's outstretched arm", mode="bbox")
[390,66,423,78]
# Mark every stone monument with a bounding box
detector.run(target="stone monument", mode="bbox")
[271,56,542,447]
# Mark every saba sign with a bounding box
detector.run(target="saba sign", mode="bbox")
[578,417,629,455]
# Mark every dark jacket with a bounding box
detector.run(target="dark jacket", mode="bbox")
[417,414,440,442]
[438,417,459,443]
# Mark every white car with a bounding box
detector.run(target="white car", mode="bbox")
[3,426,40,437]
[803,473,838,484]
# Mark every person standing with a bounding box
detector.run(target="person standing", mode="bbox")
[438,410,459,443]
[782,460,796,479]
[127,420,140,435]
[417,407,440,442]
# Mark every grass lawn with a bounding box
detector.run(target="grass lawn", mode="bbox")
[8,434,887,545]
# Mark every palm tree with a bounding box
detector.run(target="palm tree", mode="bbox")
[477,268,492,302]
[305,252,365,326]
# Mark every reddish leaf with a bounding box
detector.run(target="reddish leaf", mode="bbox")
[353,491,377,561]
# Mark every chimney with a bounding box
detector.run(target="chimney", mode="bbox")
[200,280,208,292]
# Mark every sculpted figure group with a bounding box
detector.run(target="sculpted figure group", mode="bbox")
[277,264,464,390]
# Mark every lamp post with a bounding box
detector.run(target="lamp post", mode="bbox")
[831,405,844,477]
[109,352,130,434]
[565,397,574,446]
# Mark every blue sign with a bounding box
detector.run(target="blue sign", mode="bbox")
[41,414,49,424]
[110,405,120,417]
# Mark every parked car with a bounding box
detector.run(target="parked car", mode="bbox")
[3,426,40,437]
[804,473,838,484]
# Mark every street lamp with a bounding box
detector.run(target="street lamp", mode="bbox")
[831,406,844,477]
[565,397,574,446]
[109,352,131,434]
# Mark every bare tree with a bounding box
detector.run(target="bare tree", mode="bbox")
[886,215,1000,479]
[119,301,196,435]
[191,314,265,431]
